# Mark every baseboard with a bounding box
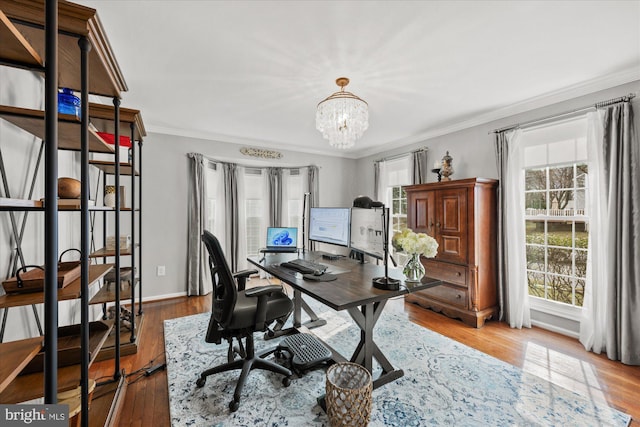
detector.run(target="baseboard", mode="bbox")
[141,291,188,303]
[531,319,579,339]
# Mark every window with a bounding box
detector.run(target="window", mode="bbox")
[244,168,265,258]
[378,156,411,260]
[389,186,407,235]
[521,117,589,316]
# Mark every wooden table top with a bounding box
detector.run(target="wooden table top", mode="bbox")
[248,251,441,311]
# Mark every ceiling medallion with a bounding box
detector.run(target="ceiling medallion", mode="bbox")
[316,77,369,149]
[240,147,283,159]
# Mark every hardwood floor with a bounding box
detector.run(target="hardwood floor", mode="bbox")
[92,288,639,426]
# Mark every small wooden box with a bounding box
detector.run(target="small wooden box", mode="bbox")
[1,262,81,294]
[20,321,111,375]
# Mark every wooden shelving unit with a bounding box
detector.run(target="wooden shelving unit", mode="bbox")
[0,264,112,309]
[0,1,144,424]
[0,0,127,97]
[0,105,114,153]
[0,337,43,392]
[89,280,135,305]
[89,160,139,176]
[0,320,112,404]
[0,9,42,67]
[89,246,137,258]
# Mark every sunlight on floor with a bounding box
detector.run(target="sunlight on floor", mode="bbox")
[522,341,607,404]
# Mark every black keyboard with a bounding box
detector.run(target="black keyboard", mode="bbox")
[280,259,328,274]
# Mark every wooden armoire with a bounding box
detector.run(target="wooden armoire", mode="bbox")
[404,178,498,327]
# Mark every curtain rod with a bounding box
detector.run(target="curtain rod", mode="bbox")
[201,154,317,170]
[489,93,636,134]
[375,147,427,164]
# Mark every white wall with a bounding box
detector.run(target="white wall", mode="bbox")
[140,132,358,299]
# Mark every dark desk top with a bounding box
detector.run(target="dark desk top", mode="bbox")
[248,251,442,312]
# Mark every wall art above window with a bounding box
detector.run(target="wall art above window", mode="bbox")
[240,147,282,159]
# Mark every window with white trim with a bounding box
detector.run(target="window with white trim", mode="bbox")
[522,117,589,316]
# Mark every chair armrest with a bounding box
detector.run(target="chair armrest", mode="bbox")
[233,269,258,291]
[244,285,283,298]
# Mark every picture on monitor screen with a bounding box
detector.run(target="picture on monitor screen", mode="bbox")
[308,207,351,247]
[350,207,385,259]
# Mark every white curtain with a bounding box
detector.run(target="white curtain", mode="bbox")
[580,111,608,351]
[504,129,532,328]
[208,162,227,250]
[375,160,389,206]
[186,153,212,296]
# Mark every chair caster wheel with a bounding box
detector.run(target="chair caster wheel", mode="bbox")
[229,400,240,412]
[282,376,291,387]
[196,377,206,388]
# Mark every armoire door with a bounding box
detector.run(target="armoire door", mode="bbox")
[408,190,436,237]
[436,187,467,264]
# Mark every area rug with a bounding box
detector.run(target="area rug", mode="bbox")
[164,306,631,426]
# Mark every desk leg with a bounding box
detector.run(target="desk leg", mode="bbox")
[265,290,327,340]
[293,289,303,328]
[346,301,404,389]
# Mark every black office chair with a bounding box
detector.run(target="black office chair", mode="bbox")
[196,230,294,412]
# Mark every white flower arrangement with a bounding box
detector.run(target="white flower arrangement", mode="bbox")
[392,228,438,258]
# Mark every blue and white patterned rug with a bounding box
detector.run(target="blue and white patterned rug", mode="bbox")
[164,304,631,426]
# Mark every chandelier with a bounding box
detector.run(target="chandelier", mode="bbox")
[315,77,369,149]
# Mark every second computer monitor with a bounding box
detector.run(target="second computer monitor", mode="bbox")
[349,207,385,260]
[309,207,351,247]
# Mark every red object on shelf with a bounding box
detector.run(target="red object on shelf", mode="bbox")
[97,132,132,148]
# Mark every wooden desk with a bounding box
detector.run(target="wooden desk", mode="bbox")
[248,251,442,389]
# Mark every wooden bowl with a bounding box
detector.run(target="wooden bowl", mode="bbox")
[58,177,81,199]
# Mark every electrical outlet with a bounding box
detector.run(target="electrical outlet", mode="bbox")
[157,265,166,276]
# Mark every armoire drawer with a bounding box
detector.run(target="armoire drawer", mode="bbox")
[422,260,466,286]
[418,284,468,309]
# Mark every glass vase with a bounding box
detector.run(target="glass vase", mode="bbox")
[403,253,425,283]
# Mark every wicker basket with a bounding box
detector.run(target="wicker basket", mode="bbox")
[325,362,373,426]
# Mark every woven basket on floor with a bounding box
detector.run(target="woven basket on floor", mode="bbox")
[325,362,373,427]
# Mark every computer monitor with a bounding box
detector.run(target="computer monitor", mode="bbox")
[349,207,385,260]
[308,207,351,247]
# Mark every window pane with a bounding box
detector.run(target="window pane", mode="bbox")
[575,249,587,278]
[548,189,574,214]
[549,166,573,185]
[574,189,586,214]
[576,164,588,188]
[526,245,545,271]
[547,221,572,247]
[525,220,545,245]
[575,279,585,307]
[527,271,545,298]
[525,192,546,213]
[525,168,546,191]
[575,223,588,248]
[546,274,574,305]
[547,247,572,275]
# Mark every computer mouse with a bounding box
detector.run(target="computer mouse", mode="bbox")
[313,270,324,276]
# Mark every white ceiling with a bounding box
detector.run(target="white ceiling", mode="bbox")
[78,1,640,159]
